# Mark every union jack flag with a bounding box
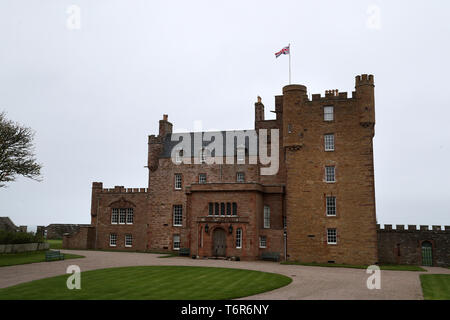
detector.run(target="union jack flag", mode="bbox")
[275,45,290,58]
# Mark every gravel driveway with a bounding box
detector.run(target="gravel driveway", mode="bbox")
[1,250,449,299]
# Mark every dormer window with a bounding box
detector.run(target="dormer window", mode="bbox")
[237,145,246,163]
[200,148,209,164]
[175,149,183,164]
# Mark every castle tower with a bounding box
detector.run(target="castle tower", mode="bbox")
[355,74,375,128]
[283,76,378,265]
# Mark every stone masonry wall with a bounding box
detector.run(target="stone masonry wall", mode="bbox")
[377,224,450,267]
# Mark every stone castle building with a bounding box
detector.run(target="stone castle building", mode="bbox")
[63,74,449,266]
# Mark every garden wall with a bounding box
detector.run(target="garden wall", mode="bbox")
[0,242,50,253]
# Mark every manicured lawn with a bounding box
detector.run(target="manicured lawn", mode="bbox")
[0,266,292,300]
[46,239,62,249]
[280,261,426,271]
[0,251,84,267]
[420,274,450,300]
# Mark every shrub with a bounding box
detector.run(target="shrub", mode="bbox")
[0,230,44,244]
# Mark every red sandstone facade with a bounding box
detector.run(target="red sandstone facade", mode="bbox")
[63,75,378,265]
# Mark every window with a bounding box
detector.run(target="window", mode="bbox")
[236,172,245,183]
[259,236,267,248]
[263,206,270,229]
[226,203,231,216]
[119,208,126,224]
[125,234,132,247]
[215,202,220,216]
[173,205,182,226]
[237,146,245,163]
[126,208,134,224]
[175,149,183,164]
[325,166,335,182]
[209,203,214,216]
[236,228,242,249]
[200,148,209,164]
[109,233,117,247]
[326,196,336,216]
[324,134,335,151]
[324,106,334,121]
[174,174,182,190]
[111,208,119,224]
[220,202,225,216]
[232,202,237,216]
[327,229,337,244]
[199,173,206,184]
[173,234,180,250]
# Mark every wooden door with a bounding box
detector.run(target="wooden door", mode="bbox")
[213,228,226,257]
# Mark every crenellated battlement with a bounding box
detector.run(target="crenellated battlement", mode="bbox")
[311,91,350,101]
[92,182,147,193]
[377,224,450,232]
[355,74,374,87]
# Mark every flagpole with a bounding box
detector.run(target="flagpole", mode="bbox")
[288,43,291,84]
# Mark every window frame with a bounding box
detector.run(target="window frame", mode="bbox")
[174,173,182,190]
[175,148,183,164]
[324,134,335,151]
[173,205,183,227]
[325,166,336,183]
[109,233,117,247]
[263,206,270,229]
[119,208,126,224]
[173,234,181,250]
[111,208,119,224]
[326,196,337,216]
[126,208,134,224]
[259,236,267,248]
[236,228,242,249]
[236,172,245,183]
[324,106,334,121]
[125,234,133,247]
[198,173,207,184]
[232,202,237,216]
[327,228,337,245]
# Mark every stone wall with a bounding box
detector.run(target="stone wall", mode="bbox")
[62,226,96,250]
[45,224,91,239]
[0,242,49,253]
[377,224,450,267]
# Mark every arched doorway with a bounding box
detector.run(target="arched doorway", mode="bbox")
[421,241,433,266]
[213,228,226,257]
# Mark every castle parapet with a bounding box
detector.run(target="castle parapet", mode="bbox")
[377,224,450,232]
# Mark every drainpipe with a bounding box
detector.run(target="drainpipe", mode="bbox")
[284,229,287,261]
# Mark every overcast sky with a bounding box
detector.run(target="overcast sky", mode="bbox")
[0,0,449,228]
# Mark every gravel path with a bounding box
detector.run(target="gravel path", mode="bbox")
[1,250,449,299]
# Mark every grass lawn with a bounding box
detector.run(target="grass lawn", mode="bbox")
[46,239,62,249]
[280,261,426,271]
[0,251,84,267]
[420,274,450,300]
[0,266,292,300]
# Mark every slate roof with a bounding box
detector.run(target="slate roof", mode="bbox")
[160,130,261,158]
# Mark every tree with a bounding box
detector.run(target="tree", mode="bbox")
[0,112,42,187]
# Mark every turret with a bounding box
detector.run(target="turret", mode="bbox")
[355,74,375,128]
[281,84,307,148]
